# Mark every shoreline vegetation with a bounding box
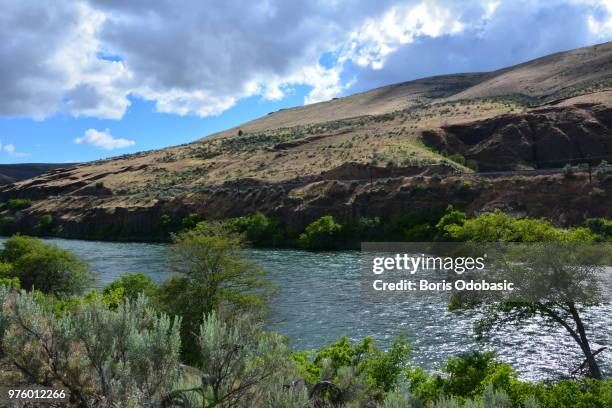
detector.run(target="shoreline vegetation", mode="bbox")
[2,196,611,248]
[0,210,610,407]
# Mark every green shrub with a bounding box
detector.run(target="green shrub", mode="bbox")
[435,206,467,239]
[293,335,411,403]
[1,291,181,406]
[180,212,200,230]
[1,235,46,263]
[440,210,598,243]
[448,153,466,166]
[466,159,479,171]
[157,213,173,233]
[1,235,92,296]
[298,215,343,250]
[441,351,515,398]
[340,216,385,244]
[34,214,53,234]
[405,351,516,404]
[230,212,286,247]
[0,198,32,212]
[167,311,289,407]
[102,273,157,308]
[388,207,448,241]
[510,378,612,408]
[0,216,15,234]
[584,218,612,242]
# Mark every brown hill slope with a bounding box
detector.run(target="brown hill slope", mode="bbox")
[0,163,72,186]
[1,42,611,240]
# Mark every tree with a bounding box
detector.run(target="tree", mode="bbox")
[458,242,608,379]
[298,215,343,250]
[1,235,46,263]
[157,224,274,363]
[1,235,92,296]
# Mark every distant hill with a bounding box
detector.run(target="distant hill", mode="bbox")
[0,163,72,186]
[1,42,611,240]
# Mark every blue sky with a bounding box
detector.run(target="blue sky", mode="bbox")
[1,0,611,164]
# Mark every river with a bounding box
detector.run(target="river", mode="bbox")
[1,237,610,381]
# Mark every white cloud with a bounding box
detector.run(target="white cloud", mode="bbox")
[0,1,130,120]
[342,2,468,70]
[0,0,610,120]
[2,143,30,157]
[75,128,135,150]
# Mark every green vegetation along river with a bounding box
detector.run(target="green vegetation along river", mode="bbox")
[2,237,609,381]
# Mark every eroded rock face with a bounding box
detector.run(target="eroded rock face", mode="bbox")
[421,104,612,171]
[3,172,610,241]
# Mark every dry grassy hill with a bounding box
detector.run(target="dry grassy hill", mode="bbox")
[1,42,611,240]
[0,164,72,186]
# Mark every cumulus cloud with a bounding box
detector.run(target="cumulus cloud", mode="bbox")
[0,1,130,119]
[75,128,135,150]
[342,0,612,92]
[0,0,611,120]
[0,142,30,157]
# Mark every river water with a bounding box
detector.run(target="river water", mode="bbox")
[1,237,610,381]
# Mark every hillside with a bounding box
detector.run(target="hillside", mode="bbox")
[1,42,611,240]
[0,163,72,186]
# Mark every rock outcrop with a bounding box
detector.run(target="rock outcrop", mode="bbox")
[421,104,612,171]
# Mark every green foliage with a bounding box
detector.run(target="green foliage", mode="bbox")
[340,216,386,244]
[158,213,173,232]
[405,351,516,405]
[157,226,274,363]
[1,282,611,407]
[441,210,598,243]
[0,285,11,351]
[1,290,181,406]
[34,214,53,234]
[298,215,343,250]
[389,207,449,241]
[513,379,612,408]
[1,235,46,263]
[0,261,13,278]
[180,212,200,230]
[230,212,286,247]
[167,311,289,407]
[455,242,608,380]
[584,218,612,242]
[441,351,516,398]
[178,209,608,251]
[436,205,467,239]
[102,272,158,309]
[0,235,92,296]
[0,198,32,212]
[293,335,411,403]
[0,215,15,235]
[448,153,466,166]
